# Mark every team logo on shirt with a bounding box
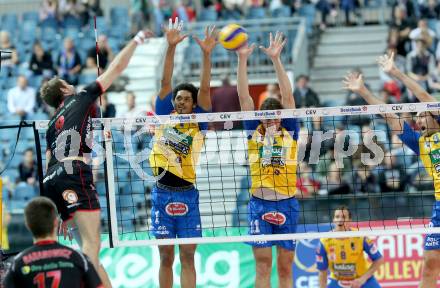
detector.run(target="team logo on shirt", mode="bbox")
[21,266,31,275]
[165,202,188,216]
[62,190,78,204]
[262,211,286,225]
[55,115,65,131]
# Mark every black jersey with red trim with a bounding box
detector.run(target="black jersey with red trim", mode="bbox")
[3,240,103,288]
[46,81,103,169]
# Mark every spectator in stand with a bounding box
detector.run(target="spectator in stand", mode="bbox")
[57,37,82,85]
[39,0,59,22]
[221,0,244,19]
[96,93,116,118]
[375,151,405,192]
[319,161,352,195]
[7,76,36,119]
[130,0,150,37]
[350,163,381,194]
[18,148,38,186]
[391,0,418,21]
[29,41,55,77]
[409,19,436,51]
[172,0,196,22]
[0,31,18,70]
[257,83,281,109]
[83,0,103,18]
[294,75,320,108]
[420,0,440,19]
[118,91,144,118]
[406,39,435,92]
[389,5,415,57]
[341,0,357,26]
[86,35,114,70]
[428,61,440,93]
[210,74,241,130]
[59,0,85,22]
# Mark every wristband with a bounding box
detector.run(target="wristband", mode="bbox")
[134,31,146,45]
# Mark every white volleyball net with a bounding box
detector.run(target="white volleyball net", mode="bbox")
[33,102,440,247]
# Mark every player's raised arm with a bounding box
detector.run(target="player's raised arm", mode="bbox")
[236,44,256,111]
[260,32,294,109]
[379,52,437,104]
[158,18,188,100]
[193,26,218,111]
[97,29,154,92]
[343,72,405,134]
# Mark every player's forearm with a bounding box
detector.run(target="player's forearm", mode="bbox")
[361,258,384,281]
[237,56,250,102]
[272,57,294,108]
[391,68,435,102]
[356,86,384,106]
[197,52,212,110]
[159,45,177,99]
[318,271,328,288]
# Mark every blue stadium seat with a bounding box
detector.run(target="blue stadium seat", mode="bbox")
[118,195,133,209]
[110,6,129,25]
[198,8,218,21]
[2,13,18,32]
[23,11,40,24]
[63,16,82,29]
[40,17,58,30]
[271,6,292,17]
[13,183,37,202]
[247,7,266,19]
[2,169,19,183]
[298,4,316,35]
[79,74,96,85]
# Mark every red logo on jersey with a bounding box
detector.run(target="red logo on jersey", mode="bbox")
[262,212,286,225]
[165,202,188,216]
[55,116,65,131]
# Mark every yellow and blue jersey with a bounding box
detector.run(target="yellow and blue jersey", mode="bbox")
[316,234,382,281]
[149,93,209,184]
[244,118,300,197]
[398,122,440,201]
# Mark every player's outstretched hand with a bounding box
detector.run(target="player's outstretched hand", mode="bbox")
[236,43,256,59]
[342,72,365,93]
[193,25,218,55]
[260,31,287,60]
[377,52,397,75]
[163,17,188,47]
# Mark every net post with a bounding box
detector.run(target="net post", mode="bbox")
[103,119,119,247]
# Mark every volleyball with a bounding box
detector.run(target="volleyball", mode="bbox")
[218,24,248,51]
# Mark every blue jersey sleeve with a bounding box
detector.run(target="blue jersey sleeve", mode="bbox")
[316,241,329,271]
[243,120,260,138]
[363,237,382,262]
[155,93,174,115]
[194,105,211,132]
[398,122,420,155]
[282,118,300,140]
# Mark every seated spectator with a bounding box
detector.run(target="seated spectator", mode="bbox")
[210,75,241,130]
[406,39,435,92]
[7,76,36,119]
[130,0,150,36]
[86,35,114,70]
[374,151,405,192]
[319,161,352,195]
[118,91,144,118]
[409,19,436,51]
[221,0,244,19]
[18,148,38,186]
[172,0,196,22]
[0,31,19,71]
[257,83,281,109]
[39,0,59,22]
[392,0,418,21]
[29,41,55,77]
[428,61,440,93]
[96,93,116,118]
[349,163,380,194]
[57,37,82,85]
[59,0,85,22]
[83,0,103,18]
[389,5,415,57]
[293,75,320,108]
[296,162,320,198]
[420,0,440,19]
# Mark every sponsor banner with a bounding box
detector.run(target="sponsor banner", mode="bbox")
[59,221,433,287]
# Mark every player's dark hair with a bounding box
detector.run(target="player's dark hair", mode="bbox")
[24,197,58,238]
[40,77,64,108]
[335,205,352,219]
[260,97,283,111]
[173,83,198,104]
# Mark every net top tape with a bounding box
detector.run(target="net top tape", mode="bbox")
[33,102,440,130]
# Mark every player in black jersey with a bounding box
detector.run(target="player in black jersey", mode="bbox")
[41,29,154,288]
[3,197,103,288]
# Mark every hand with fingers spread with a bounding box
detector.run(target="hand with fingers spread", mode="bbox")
[59,219,73,241]
[260,31,287,60]
[377,52,397,75]
[236,43,256,59]
[164,17,188,47]
[342,72,365,93]
[194,25,218,55]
